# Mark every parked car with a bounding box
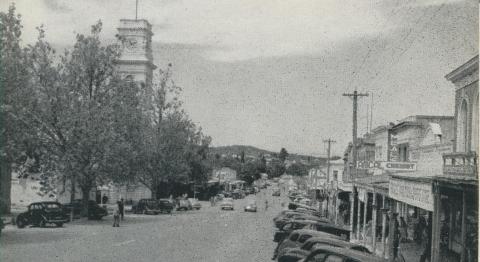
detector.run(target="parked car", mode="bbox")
[0,218,4,236]
[299,245,386,262]
[62,200,108,220]
[231,189,245,199]
[158,199,175,213]
[177,199,193,211]
[189,198,202,210]
[307,222,351,241]
[16,201,69,228]
[132,199,161,215]
[276,230,341,260]
[278,236,371,262]
[275,213,329,229]
[288,202,318,213]
[220,198,234,210]
[244,200,257,212]
[245,187,255,195]
[274,219,324,242]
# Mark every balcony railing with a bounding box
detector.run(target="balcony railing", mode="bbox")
[442,152,478,179]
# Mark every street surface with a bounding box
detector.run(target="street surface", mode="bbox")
[1,189,284,262]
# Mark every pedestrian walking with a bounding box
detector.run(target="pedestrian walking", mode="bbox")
[399,217,408,243]
[113,208,120,227]
[265,199,268,211]
[210,196,214,207]
[393,217,401,259]
[419,218,432,262]
[415,216,426,244]
[118,198,125,220]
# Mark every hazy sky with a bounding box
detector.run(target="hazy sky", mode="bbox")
[2,0,478,156]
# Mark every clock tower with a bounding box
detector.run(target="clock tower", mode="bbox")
[116,19,156,87]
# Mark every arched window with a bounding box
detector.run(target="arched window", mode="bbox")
[457,99,468,152]
[472,95,479,153]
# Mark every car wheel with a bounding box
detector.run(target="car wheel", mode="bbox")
[16,217,26,229]
[39,218,46,228]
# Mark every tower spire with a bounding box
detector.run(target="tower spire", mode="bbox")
[135,0,138,20]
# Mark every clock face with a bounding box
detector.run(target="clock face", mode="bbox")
[125,38,138,50]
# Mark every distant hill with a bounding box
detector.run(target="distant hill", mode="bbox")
[209,145,327,165]
[209,145,274,157]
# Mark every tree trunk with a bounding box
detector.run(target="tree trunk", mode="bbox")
[81,187,90,218]
[0,158,11,214]
[70,175,76,221]
[151,185,158,200]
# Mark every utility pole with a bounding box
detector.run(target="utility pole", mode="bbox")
[343,91,369,178]
[323,139,336,182]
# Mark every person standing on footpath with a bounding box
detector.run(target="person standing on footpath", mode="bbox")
[117,198,125,221]
[419,217,432,262]
[113,207,120,227]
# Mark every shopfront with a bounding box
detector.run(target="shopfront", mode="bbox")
[388,175,434,261]
[431,178,478,262]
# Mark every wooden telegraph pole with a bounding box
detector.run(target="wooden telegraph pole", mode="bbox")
[323,139,336,182]
[342,91,368,177]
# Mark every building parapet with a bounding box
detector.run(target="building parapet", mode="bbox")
[442,152,478,179]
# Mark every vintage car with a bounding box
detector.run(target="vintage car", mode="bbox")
[132,199,162,215]
[274,230,342,260]
[244,200,257,212]
[299,245,386,262]
[16,201,69,228]
[278,236,371,262]
[62,200,108,220]
[220,198,234,210]
[188,198,202,210]
[176,199,193,211]
[272,189,281,196]
[231,189,245,199]
[158,199,175,213]
[275,213,329,229]
[274,219,325,242]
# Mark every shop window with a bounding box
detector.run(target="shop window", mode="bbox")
[398,143,409,162]
[472,95,479,153]
[457,99,468,152]
[375,146,383,160]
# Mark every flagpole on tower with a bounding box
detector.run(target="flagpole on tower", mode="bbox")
[135,0,138,20]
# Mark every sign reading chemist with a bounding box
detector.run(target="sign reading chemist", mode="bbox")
[389,177,433,211]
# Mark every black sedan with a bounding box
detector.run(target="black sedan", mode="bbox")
[62,200,108,220]
[278,237,371,262]
[16,201,69,228]
[299,245,386,262]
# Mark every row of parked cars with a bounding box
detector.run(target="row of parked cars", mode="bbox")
[271,198,384,262]
[13,197,203,229]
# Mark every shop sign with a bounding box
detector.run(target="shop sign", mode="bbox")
[356,161,416,171]
[389,178,433,211]
[382,161,416,171]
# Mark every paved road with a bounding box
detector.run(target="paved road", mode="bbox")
[1,189,285,262]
